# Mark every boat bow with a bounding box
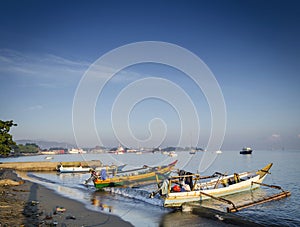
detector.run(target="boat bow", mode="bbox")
[256,163,273,179]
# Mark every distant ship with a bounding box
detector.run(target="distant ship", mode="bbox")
[115,145,125,155]
[69,148,87,154]
[240,147,252,155]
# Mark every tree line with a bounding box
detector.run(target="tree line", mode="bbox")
[0,120,39,156]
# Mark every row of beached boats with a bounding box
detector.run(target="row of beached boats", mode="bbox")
[58,158,290,212]
[82,161,290,211]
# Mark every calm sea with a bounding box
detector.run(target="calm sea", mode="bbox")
[1,150,299,226]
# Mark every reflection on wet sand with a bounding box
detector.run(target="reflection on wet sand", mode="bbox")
[91,195,113,212]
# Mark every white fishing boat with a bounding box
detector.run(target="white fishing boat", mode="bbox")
[57,163,127,174]
[44,156,53,160]
[216,150,222,154]
[150,163,290,210]
[57,165,91,173]
[115,145,125,154]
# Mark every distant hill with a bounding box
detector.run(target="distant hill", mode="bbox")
[15,140,75,150]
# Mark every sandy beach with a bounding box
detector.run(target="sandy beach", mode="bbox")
[0,169,133,227]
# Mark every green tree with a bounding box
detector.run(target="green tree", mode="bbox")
[0,120,17,156]
[16,143,39,153]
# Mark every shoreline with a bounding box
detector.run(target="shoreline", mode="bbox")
[0,169,133,227]
[0,160,102,171]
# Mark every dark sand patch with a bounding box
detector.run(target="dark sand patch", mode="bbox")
[0,169,133,227]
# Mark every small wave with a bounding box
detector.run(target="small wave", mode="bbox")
[106,187,164,207]
[27,173,57,184]
[76,183,97,193]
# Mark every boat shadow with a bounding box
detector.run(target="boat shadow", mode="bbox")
[160,188,278,226]
[159,202,263,227]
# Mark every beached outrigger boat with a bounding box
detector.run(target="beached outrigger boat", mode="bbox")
[89,160,178,189]
[150,163,291,211]
[57,163,126,174]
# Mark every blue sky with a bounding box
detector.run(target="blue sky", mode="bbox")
[0,0,299,150]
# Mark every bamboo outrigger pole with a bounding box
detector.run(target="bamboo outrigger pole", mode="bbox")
[200,191,238,212]
[227,182,291,213]
[227,191,291,213]
[199,182,291,213]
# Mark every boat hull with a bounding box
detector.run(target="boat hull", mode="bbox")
[58,167,91,173]
[240,147,252,154]
[94,173,168,189]
[93,162,176,189]
[164,175,265,207]
[240,150,252,154]
[163,163,273,208]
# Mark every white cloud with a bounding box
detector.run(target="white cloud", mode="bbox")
[0,49,89,79]
[267,133,281,142]
[26,105,43,111]
[0,49,144,86]
[271,134,280,138]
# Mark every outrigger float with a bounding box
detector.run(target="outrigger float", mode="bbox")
[150,163,291,212]
[87,160,178,189]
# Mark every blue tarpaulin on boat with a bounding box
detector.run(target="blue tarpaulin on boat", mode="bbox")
[100,169,107,180]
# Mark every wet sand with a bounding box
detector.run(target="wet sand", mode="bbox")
[0,169,133,227]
